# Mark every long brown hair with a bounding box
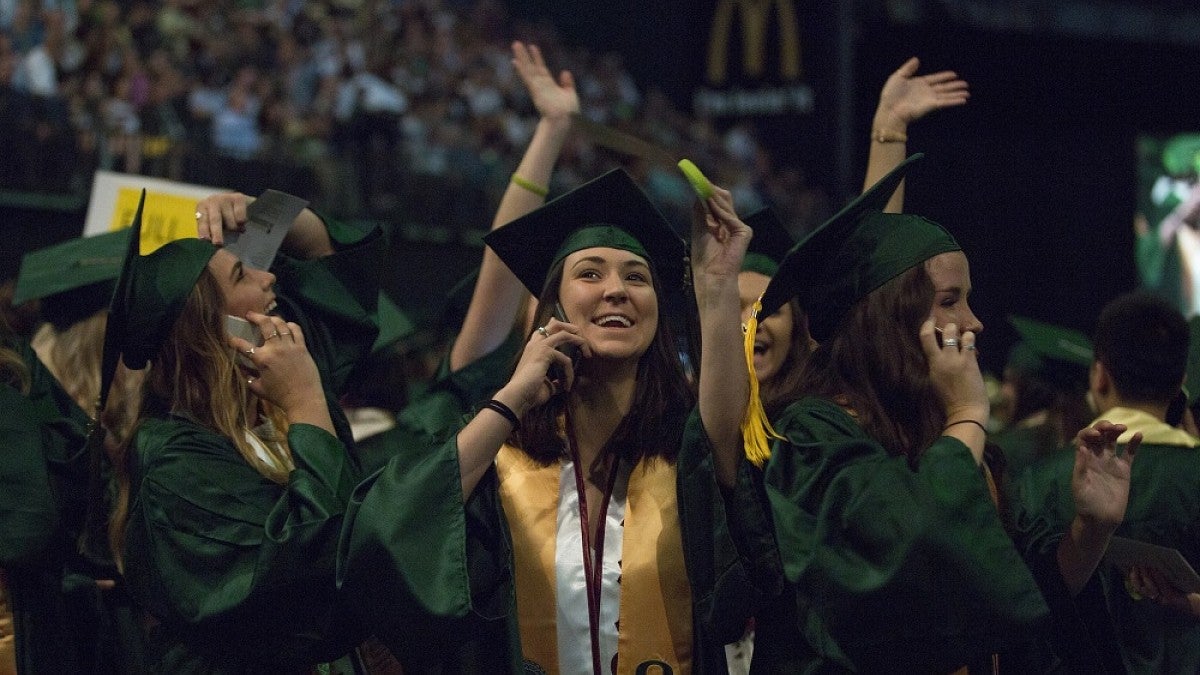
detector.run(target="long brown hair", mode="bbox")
[796,264,943,462]
[513,257,694,468]
[109,269,293,566]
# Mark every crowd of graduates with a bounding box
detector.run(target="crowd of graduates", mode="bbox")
[2,30,1200,675]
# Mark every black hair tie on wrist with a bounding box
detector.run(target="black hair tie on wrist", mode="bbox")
[943,419,987,434]
[483,399,520,430]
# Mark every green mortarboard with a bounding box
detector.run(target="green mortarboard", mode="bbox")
[1184,315,1200,406]
[758,154,960,341]
[483,168,687,301]
[372,291,416,354]
[13,229,130,331]
[1163,134,1200,177]
[741,208,795,279]
[1006,315,1093,386]
[98,190,217,408]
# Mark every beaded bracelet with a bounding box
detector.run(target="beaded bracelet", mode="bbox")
[943,419,987,434]
[483,399,521,430]
[511,174,549,198]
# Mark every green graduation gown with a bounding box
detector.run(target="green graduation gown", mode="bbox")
[340,421,730,674]
[1018,408,1200,674]
[121,219,383,673]
[353,332,521,476]
[679,396,1063,673]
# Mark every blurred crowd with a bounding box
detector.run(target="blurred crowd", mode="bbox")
[0,0,832,235]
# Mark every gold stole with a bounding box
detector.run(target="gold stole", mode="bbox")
[496,445,694,675]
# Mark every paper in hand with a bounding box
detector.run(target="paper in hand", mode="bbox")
[1105,536,1200,593]
[222,189,308,270]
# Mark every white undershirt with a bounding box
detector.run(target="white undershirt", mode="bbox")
[555,460,629,674]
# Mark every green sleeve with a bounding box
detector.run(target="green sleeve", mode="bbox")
[676,407,784,646]
[0,384,60,566]
[123,419,362,667]
[765,397,1049,670]
[272,215,385,396]
[1013,451,1128,673]
[337,433,521,672]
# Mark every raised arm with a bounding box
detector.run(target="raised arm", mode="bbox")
[865,57,969,212]
[456,318,588,498]
[1057,421,1140,594]
[691,185,753,488]
[449,41,579,371]
[195,193,334,259]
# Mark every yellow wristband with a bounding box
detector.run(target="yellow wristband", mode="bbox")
[872,128,908,144]
[511,174,549,197]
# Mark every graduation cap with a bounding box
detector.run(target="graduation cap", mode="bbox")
[740,154,957,466]
[13,229,129,331]
[758,154,959,341]
[98,191,217,410]
[482,168,687,303]
[740,208,795,279]
[1006,315,1093,383]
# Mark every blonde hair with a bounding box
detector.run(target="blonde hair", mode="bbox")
[32,311,105,413]
[109,269,294,566]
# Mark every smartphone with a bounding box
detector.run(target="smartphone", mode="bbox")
[548,302,581,390]
[225,315,264,369]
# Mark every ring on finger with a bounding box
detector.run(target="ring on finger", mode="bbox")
[267,330,281,340]
[245,347,256,356]
[942,337,959,348]
[536,325,549,337]
[964,344,976,352]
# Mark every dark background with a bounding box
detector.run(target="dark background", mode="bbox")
[504,0,1200,373]
[7,0,1200,375]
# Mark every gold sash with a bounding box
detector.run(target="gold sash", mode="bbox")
[497,445,694,674]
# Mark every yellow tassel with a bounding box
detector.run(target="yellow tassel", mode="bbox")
[742,297,783,467]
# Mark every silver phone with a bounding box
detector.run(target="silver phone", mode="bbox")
[225,315,263,368]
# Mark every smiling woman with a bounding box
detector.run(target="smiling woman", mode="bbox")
[102,191,384,672]
[339,169,729,672]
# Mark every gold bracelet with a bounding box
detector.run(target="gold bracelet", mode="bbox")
[872,128,908,144]
[511,174,549,197]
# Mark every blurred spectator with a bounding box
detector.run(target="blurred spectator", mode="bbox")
[0,0,828,238]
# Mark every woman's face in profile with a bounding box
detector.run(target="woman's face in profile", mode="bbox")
[926,251,982,337]
[207,249,278,319]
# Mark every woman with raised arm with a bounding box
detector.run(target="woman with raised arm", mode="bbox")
[340,168,727,673]
[681,59,970,671]
[105,191,383,672]
[349,41,584,477]
[688,155,1138,671]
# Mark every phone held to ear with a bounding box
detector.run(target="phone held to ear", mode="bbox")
[548,302,580,390]
[225,315,264,369]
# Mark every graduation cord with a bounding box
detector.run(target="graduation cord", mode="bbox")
[564,404,620,675]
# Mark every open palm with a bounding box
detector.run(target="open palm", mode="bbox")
[1071,421,1140,527]
[878,57,969,126]
[512,41,579,121]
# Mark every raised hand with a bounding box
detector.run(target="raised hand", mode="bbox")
[1071,420,1140,528]
[690,184,753,283]
[875,57,969,131]
[195,192,253,247]
[496,318,590,415]
[228,311,331,432]
[512,41,579,123]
